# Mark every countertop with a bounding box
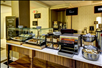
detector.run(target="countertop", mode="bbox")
[7,43,102,67]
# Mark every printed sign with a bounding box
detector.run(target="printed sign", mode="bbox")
[34,13,41,18]
[66,7,78,15]
[94,5,102,13]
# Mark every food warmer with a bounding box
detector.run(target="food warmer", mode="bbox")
[58,34,82,58]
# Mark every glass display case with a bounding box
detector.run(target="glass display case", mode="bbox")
[25,28,41,45]
[25,28,53,46]
[7,28,23,42]
[45,34,60,50]
[7,28,53,46]
[7,28,36,42]
[45,28,60,50]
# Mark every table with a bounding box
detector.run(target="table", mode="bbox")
[6,43,102,68]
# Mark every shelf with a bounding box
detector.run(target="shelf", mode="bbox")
[33,37,45,40]
[9,56,31,68]
[46,41,59,44]
[46,47,59,50]
[46,41,53,43]
[9,55,43,68]
[53,42,59,44]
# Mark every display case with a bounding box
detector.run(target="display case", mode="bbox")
[7,28,35,42]
[7,27,54,49]
[23,28,53,49]
[7,28,23,41]
[25,28,43,45]
[45,34,60,50]
[26,28,53,45]
[7,28,23,45]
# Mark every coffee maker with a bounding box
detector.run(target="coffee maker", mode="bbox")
[96,24,102,54]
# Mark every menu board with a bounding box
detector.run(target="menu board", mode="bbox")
[94,5,102,13]
[66,7,78,15]
[6,16,16,28]
[34,13,41,18]
[6,16,18,39]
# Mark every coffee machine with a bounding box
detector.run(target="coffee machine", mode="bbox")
[96,24,102,54]
[96,31,102,54]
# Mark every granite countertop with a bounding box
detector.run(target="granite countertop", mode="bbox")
[7,43,102,67]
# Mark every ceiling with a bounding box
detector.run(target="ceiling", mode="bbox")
[1,1,11,6]
[30,1,49,9]
[40,1,79,6]
[1,1,102,11]
[40,1,102,7]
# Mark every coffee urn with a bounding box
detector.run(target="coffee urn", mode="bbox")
[96,31,102,54]
[96,24,102,54]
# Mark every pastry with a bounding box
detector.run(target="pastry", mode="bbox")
[28,39,37,42]
[53,44,58,49]
[14,37,20,39]
[46,43,52,47]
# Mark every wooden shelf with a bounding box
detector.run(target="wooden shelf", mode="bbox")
[9,56,30,68]
[9,55,43,68]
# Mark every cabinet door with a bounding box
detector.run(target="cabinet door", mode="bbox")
[76,61,102,68]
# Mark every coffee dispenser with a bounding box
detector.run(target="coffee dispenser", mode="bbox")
[96,30,102,54]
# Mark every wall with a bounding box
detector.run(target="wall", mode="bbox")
[67,5,101,32]
[1,12,12,39]
[30,8,49,28]
[11,1,19,17]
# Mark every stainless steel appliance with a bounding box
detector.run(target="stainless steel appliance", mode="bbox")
[58,34,81,58]
[96,30,102,54]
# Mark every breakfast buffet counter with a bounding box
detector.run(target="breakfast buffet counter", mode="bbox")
[6,43,102,68]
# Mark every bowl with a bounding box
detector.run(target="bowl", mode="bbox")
[82,36,95,42]
[82,49,99,61]
[82,45,100,61]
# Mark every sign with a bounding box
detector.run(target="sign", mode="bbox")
[94,5,102,13]
[34,13,41,19]
[32,21,38,26]
[66,7,78,15]
[33,10,38,13]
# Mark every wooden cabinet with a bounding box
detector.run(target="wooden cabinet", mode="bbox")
[35,51,75,68]
[7,45,102,68]
[76,61,102,68]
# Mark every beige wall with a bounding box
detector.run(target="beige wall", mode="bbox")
[11,1,19,17]
[30,8,49,28]
[67,5,101,32]
[1,12,11,39]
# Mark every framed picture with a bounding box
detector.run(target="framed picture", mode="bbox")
[34,13,41,19]
[32,21,38,26]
